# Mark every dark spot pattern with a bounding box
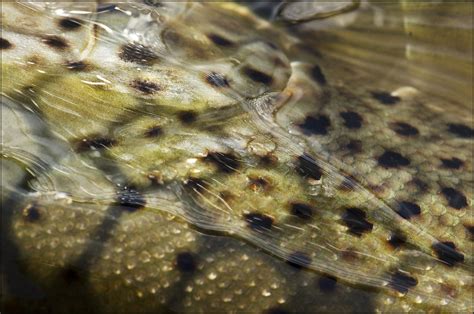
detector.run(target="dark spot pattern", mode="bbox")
[342,208,373,236]
[310,65,327,85]
[441,157,464,169]
[290,202,315,220]
[144,125,163,137]
[0,37,12,49]
[59,18,82,30]
[260,154,278,166]
[346,139,362,153]
[61,267,82,284]
[144,0,163,7]
[65,61,87,71]
[119,43,158,65]
[131,80,160,94]
[396,201,421,220]
[377,150,410,168]
[116,186,146,212]
[242,67,272,85]
[388,271,418,293]
[392,122,419,136]
[206,72,229,88]
[176,252,197,273]
[432,241,464,267]
[42,35,69,49]
[447,123,474,138]
[340,111,362,129]
[184,177,208,193]
[318,275,338,293]
[465,225,474,240]
[207,33,233,47]
[205,152,240,173]
[248,176,270,192]
[371,91,400,105]
[387,232,406,248]
[178,110,197,124]
[296,154,322,180]
[75,137,116,152]
[409,178,429,193]
[286,251,312,269]
[244,212,273,231]
[22,204,41,222]
[266,307,290,314]
[298,114,331,135]
[441,187,467,209]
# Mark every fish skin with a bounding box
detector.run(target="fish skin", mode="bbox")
[1,1,473,313]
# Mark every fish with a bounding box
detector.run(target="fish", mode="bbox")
[1,1,472,313]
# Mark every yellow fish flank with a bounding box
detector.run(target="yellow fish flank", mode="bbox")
[1,1,473,313]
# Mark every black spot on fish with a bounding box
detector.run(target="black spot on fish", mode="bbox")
[447,123,474,138]
[310,65,327,85]
[144,0,163,7]
[338,175,357,192]
[441,187,467,209]
[131,80,161,94]
[178,110,197,124]
[58,18,82,30]
[396,201,421,220]
[60,267,83,286]
[260,154,278,166]
[97,4,117,12]
[392,122,419,136]
[266,42,279,50]
[206,72,229,88]
[244,212,273,231]
[346,139,362,153]
[441,157,464,169]
[119,43,158,65]
[116,186,146,212]
[0,37,12,49]
[22,204,41,222]
[290,202,315,220]
[205,152,240,173]
[377,150,410,168]
[432,241,464,267]
[371,91,400,105]
[75,137,116,152]
[144,125,163,138]
[409,178,429,194]
[265,307,290,314]
[465,225,474,240]
[248,176,271,192]
[298,114,331,135]
[42,35,69,50]
[342,208,373,236]
[296,154,322,180]
[340,111,362,129]
[388,232,407,248]
[317,275,338,293]
[184,177,208,193]
[286,251,312,269]
[388,271,417,293]
[65,61,87,71]
[207,33,233,47]
[243,67,273,84]
[176,252,197,273]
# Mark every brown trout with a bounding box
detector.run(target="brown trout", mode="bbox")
[1,1,473,313]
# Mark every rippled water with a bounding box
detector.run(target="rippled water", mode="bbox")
[1,1,473,313]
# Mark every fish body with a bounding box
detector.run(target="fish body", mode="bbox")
[1,1,473,313]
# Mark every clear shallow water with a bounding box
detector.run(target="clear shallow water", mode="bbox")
[1,1,473,313]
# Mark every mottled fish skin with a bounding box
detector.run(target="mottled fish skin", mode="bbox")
[1,1,473,314]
